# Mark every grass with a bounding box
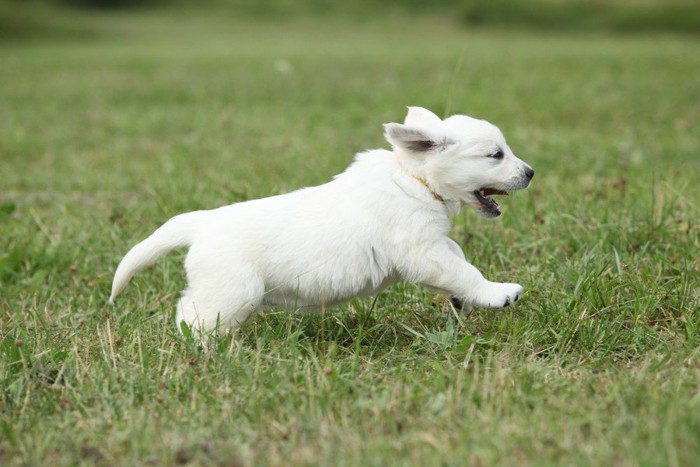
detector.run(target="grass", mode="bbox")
[460,0,700,35]
[1,8,699,466]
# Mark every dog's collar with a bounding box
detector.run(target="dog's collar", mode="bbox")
[395,158,446,204]
[411,174,445,203]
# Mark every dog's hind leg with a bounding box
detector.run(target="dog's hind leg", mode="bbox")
[175,270,264,341]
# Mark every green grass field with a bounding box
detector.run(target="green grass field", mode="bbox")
[1,8,699,466]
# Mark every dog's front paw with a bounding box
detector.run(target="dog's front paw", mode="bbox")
[472,282,523,308]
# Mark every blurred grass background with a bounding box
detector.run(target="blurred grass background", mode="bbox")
[2,0,700,40]
[1,0,699,465]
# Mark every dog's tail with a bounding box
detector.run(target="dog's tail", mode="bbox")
[109,211,206,305]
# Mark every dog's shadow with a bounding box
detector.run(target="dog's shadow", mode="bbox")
[190,296,475,358]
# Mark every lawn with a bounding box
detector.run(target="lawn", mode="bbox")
[1,8,699,466]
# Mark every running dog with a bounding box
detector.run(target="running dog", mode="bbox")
[110,107,534,339]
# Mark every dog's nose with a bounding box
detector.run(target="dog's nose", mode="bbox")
[525,167,535,179]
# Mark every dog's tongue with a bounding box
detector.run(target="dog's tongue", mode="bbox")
[482,189,509,196]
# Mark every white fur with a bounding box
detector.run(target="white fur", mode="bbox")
[110,107,534,338]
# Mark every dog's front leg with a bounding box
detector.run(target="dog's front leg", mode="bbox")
[444,239,471,312]
[406,239,523,309]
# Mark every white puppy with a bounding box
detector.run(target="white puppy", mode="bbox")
[110,107,534,338]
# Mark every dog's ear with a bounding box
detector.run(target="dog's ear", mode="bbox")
[404,106,442,127]
[383,123,451,154]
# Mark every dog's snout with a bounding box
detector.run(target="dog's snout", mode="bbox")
[524,167,534,180]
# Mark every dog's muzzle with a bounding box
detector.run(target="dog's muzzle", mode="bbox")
[471,166,534,218]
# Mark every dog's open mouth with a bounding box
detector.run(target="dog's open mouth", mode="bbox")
[473,188,509,217]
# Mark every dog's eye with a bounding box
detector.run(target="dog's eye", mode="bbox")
[489,150,504,160]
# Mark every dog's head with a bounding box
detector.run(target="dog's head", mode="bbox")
[384,106,534,218]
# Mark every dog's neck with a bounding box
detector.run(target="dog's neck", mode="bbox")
[410,174,444,203]
[394,156,445,204]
